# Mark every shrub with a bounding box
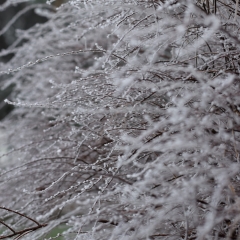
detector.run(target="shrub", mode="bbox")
[0,0,240,239]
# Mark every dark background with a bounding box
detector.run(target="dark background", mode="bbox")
[0,0,47,120]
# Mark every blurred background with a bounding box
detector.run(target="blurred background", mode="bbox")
[0,0,48,120]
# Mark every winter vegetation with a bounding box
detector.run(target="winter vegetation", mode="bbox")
[0,0,240,239]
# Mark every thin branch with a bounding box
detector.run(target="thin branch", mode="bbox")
[0,220,15,234]
[0,207,41,226]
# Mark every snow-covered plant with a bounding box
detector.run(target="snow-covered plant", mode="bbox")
[0,0,240,239]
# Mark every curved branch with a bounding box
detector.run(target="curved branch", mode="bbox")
[0,207,47,239]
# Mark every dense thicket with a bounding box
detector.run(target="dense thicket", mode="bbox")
[0,0,240,239]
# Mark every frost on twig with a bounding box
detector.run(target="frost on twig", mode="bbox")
[0,0,240,239]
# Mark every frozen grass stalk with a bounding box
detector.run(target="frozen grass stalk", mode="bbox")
[0,0,240,239]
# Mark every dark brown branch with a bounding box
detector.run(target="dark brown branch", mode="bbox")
[0,207,41,226]
[0,207,47,239]
[0,220,15,234]
[0,224,47,239]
